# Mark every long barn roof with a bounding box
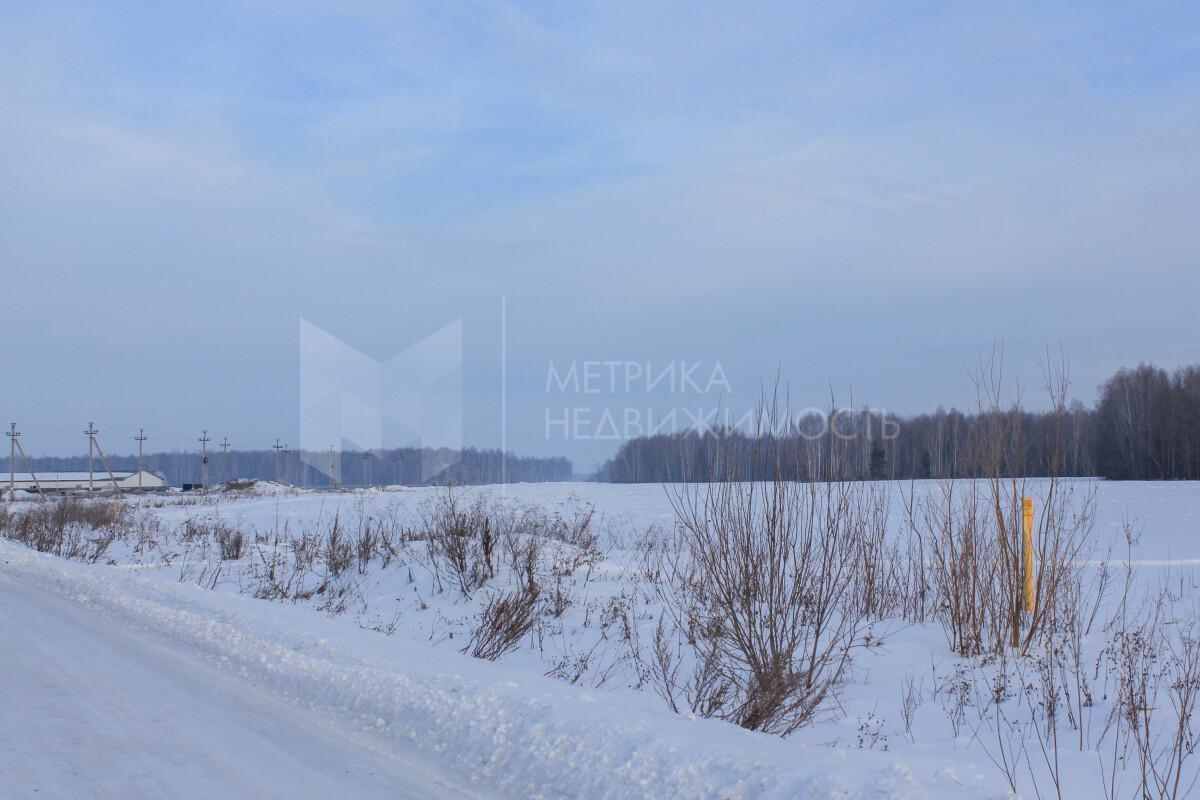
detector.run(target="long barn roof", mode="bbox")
[4,471,140,481]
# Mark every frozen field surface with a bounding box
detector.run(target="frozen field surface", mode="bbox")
[1,478,1198,799]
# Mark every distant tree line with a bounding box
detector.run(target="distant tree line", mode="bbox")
[7,446,572,488]
[598,363,1200,483]
[1092,363,1200,480]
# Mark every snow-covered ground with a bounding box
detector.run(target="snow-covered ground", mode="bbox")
[1,479,1198,798]
[0,569,472,799]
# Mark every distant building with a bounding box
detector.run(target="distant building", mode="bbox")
[3,470,167,493]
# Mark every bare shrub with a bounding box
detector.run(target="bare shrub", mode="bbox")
[954,562,1200,800]
[216,525,245,560]
[348,504,405,572]
[845,486,912,620]
[324,514,353,578]
[354,522,377,574]
[424,490,498,597]
[250,538,305,601]
[899,674,923,743]
[1146,622,1200,800]
[500,532,544,633]
[465,584,541,660]
[290,527,323,573]
[905,352,1095,655]
[657,406,885,735]
[1099,596,1200,800]
[0,497,130,562]
[524,498,599,552]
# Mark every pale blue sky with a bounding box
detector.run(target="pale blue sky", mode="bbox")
[2,2,1198,469]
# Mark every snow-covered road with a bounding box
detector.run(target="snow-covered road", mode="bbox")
[0,571,472,800]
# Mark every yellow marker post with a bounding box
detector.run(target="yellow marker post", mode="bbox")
[1022,496,1034,613]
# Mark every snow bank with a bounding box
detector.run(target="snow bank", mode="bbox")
[0,540,994,799]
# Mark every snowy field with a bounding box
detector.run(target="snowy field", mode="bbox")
[1,478,1198,799]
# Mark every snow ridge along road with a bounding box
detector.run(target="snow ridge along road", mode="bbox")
[0,569,473,799]
[0,540,987,799]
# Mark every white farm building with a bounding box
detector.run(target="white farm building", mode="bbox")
[4,470,167,493]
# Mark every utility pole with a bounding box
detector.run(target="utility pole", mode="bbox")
[272,439,284,483]
[90,432,122,495]
[363,451,372,488]
[85,422,98,492]
[7,423,17,501]
[220,437,231,483]
[392,454,400,487]
[282,444,291,485]
[198,429,211,490]
[134,428,148,489]
[328,445,338,489]
[8,424,43,498]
